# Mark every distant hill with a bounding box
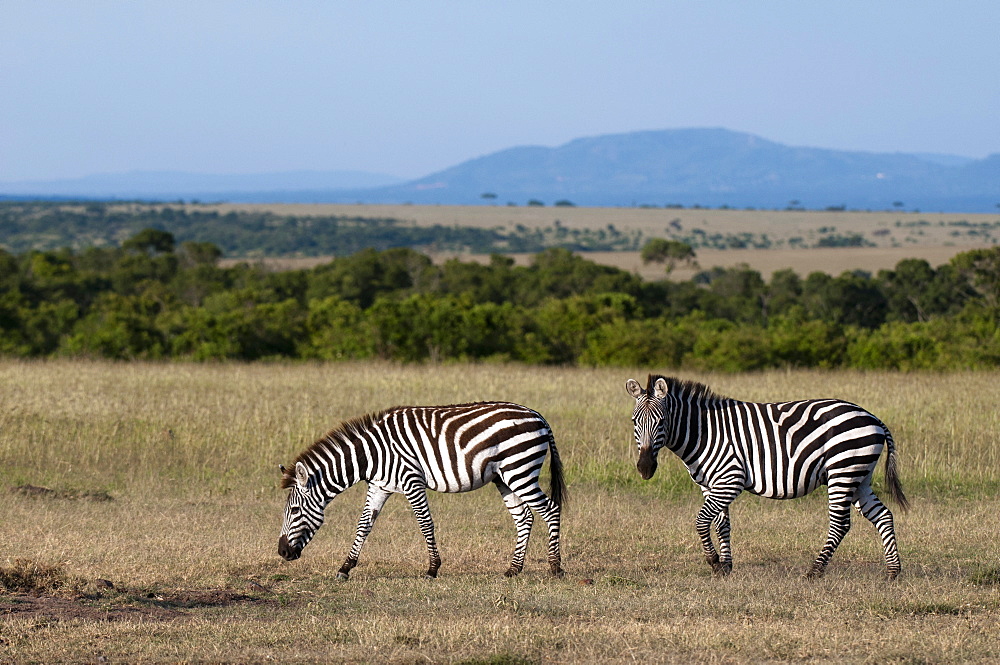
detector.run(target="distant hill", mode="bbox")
[347,129,1000,212]
[0,169,404,201]
[2,129,997,212]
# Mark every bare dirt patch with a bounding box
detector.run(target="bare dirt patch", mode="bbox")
[8,484,114,502]
[1,594,177,623]
[0,558,271,624]
[1,587,270,624]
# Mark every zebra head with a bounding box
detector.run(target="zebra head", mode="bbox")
[625,376,669,480]
[278,461,326,561]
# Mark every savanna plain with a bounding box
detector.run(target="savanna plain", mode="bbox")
[207,203,1000,279]
[1,361,999,664]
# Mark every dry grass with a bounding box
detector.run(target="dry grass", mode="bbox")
[234,246,978,282]
[1,361,999,663]
[554,245,979,280]
[194,203,998,246]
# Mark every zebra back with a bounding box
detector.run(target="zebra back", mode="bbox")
[283,401,564,499]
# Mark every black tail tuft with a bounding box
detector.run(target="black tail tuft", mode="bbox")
[881,422,910,513]
[885,447,910,513]
[548,434,567,512]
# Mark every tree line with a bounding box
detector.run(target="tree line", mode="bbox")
[0,201,908,257]
[2,227,999,370]
[0,201,641,255]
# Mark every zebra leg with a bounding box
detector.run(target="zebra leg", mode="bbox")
[854,484,901,580]
[403,485,442,578]
[499,470,563,577]
[697,487,741,576]
[700,486,733,572]
[714,507,733,570]
[808,479,857,578]
[338,486,392,581]
[533,496,563,577]
[494,478,534,577]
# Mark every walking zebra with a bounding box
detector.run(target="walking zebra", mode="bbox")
[277,401,565,580]
[625,375,909,579]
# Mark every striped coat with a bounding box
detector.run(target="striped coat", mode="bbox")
[627,375,908,579]
[278,401,565,579]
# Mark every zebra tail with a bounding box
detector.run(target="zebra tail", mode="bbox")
[883,425,910,513]
[547,433,567,512]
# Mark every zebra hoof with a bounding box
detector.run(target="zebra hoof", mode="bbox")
[886,568,900,581]
[712,562,732,577]
[336,572,350,582]
[805,565,826,579]
[424,570,439,579]
[549,566,565,578]
[503,567,522,578]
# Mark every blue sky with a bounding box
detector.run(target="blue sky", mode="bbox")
[2,1,998,181]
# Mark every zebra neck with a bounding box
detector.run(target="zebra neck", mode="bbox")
[664,394,738,464]
[308,434,367,497]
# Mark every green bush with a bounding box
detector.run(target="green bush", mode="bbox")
[1,226,1000,370]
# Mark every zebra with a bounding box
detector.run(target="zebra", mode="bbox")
[625,375,909,579]
[277,401,566,580]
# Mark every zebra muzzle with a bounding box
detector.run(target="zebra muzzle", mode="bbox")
[278,535,302,561]
[637,448,658,480]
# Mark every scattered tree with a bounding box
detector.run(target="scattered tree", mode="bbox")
[640,238,698,273]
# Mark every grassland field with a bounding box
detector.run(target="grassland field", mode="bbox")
[205,203,1000,278]
[1,361,999,663]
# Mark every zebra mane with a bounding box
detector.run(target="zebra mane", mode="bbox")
[280,401,538,489]
[646,374,725,401]
[280,410,388,489]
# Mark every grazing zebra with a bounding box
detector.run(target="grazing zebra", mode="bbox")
[277,401,565,580]
[625,375,909,579]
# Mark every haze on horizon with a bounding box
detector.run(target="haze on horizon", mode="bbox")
[2,1,998,183]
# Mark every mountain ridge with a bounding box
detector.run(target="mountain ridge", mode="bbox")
[0,169,404,200]
[2,129,997,212]
[380,128,997,211]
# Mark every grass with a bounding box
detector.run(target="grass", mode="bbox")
[203,203,1000,278]
[227,245,981,284]
[1,360,999,663]
[0,559,68,594]
[196,203,999,248]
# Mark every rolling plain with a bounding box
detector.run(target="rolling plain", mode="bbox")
[205,203,1000,279]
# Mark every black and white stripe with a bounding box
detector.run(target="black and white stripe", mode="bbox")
[626,375,909,579]
[278,402,565,579]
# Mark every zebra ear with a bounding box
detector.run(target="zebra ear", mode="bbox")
[625,379,643,399]
[653,378,669,399]
[279,464,287,474]
[295,462,309,488]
